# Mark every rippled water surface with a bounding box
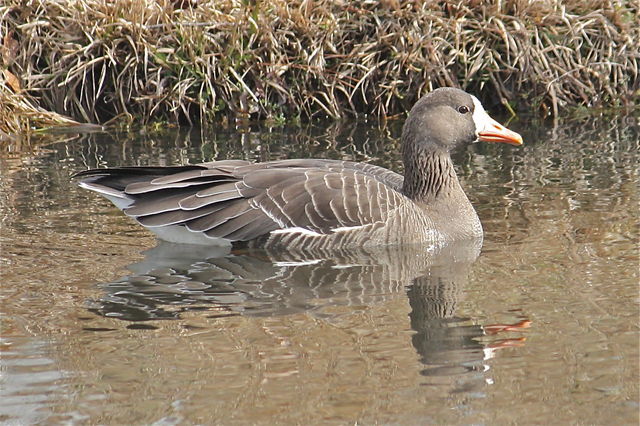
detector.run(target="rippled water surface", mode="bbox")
[1,116,638,424]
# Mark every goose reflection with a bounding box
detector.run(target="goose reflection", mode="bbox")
[88,240,529,384]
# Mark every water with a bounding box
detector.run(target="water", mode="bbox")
[1,116,638,424]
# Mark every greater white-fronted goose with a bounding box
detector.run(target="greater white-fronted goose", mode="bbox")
[74,87,523,249]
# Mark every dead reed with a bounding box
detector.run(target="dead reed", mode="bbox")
[1,0,638,136]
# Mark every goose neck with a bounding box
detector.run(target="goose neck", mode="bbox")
[401,148,458,202]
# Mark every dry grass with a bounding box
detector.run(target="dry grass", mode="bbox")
[0,76,79,144]
[1,0,638,136]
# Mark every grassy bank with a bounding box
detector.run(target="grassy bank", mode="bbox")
[1,0,638,137]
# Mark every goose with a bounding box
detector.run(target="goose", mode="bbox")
[73,87,523,250]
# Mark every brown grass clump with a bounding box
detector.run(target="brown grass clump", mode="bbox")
[0,71,84,144]
[1,0,638,132]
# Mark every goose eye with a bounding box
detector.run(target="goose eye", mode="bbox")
[458,105,470,114]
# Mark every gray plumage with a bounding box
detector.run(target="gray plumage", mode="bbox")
[74,88,522,249]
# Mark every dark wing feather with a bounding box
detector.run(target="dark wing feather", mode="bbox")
[123,190,201,216]
[221,216,280,241]
[137,203,231,227]
[178,182,243,210]
[72,166,206,191]
[186,201,254,232]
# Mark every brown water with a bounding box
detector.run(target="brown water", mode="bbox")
[1,116,638,425]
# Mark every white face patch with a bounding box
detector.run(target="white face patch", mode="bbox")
[470,95,505,139]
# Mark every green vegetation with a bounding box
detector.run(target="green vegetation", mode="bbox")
[0,0,638,139]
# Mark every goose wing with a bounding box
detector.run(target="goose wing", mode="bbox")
[75,159,408,242]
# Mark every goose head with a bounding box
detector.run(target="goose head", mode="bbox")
[402,87,523,156]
